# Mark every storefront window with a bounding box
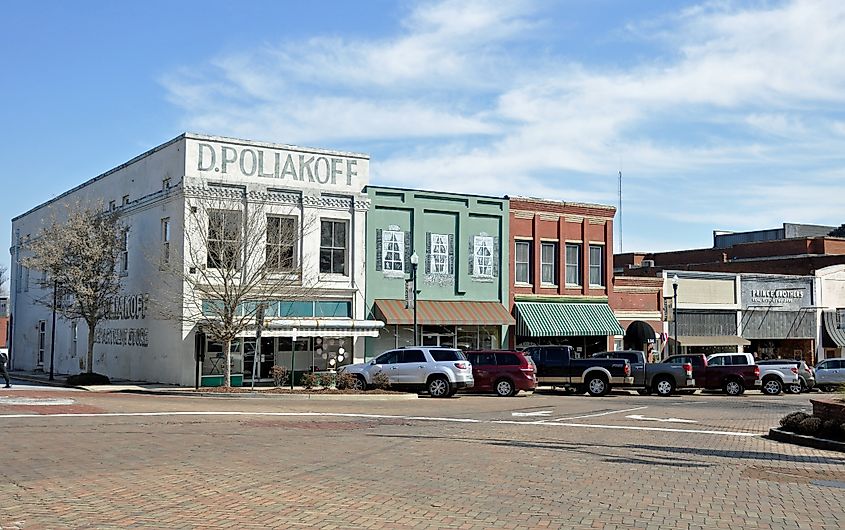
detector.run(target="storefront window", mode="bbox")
[457,326,477,350]
[479,326,500,350]
[422,325,455,347]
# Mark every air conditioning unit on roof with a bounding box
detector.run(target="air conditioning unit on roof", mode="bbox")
[641,259,655,268]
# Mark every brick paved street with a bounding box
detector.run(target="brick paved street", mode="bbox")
[1,387,843,529]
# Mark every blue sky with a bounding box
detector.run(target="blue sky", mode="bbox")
[3,0,845,283]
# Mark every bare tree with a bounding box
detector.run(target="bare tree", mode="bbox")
[22,200,125,374]
[160,186,317,387]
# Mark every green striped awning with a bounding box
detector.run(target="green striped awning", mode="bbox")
[515,302,624,337]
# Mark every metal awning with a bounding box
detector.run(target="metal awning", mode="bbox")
[515,302,624,337]
[823,311,845,348]
[235,318,384,338]
[373,299,515,326]
[671,335,751,347]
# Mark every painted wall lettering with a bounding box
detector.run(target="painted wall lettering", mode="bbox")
[195,142,359,186]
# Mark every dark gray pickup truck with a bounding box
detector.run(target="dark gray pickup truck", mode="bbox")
[522,345,633,396]
[591,350,695,397]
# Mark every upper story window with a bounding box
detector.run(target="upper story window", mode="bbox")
[320,220,347,275]
[565,243,581,286]
[120,230,129,272]
[382,230,404,273]
[541,242,557,285]
[161,218,171,265]
[430,233,449,274]
[266,215,297,271]
[162,177,171,190]
[515,241,531,284]
[589,245,604,286]
[207,210,242,269]
[473,236,494,278]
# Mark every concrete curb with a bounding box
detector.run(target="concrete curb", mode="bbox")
[115,389,420,401]
[9,373,86,391]
[767,427,845,453]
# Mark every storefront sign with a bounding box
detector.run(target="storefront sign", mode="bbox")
[741,278,812,311]
[195,142,359,186]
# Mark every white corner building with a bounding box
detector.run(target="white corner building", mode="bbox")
[9,133,383,386]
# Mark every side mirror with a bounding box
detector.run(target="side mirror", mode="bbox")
[370,359,377,365]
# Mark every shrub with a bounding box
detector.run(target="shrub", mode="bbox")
[779,411,809,432]
[797,417,823,436]
[300,372,318,389]
[820,420,841,439]
[270,365,289,388]
[67,372,111,386]
[318,372,336,389]
[372,371,391,390]
[335,372,357,390]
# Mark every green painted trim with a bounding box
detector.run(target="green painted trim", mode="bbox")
[514,294,609,303]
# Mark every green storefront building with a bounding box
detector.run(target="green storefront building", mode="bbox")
[364,186,515,359]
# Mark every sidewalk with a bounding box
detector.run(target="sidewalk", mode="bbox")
[8,370,417,399]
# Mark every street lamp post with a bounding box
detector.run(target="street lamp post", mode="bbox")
[672,274,679,356]
[410,251,419,345]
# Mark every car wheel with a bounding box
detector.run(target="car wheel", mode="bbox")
[821,384,834,393]
[723,379,744,396]
[762,377,783,396]
[495,378,515,397]
[351,375,367,391]
[654,377,675,397]
[428,376,451,398]
[586,376,609,397]
[787,382,802,394]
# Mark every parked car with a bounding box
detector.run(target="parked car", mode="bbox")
[757,359,814,393]
[464,350,537,397]
[751,359,800,395]
[662,353,761,396]
[522,345,632,397]
[815,358,845,392]
[591,350,694,397]
[339,347,474,397]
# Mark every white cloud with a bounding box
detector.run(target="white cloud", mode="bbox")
[162,0,845,249]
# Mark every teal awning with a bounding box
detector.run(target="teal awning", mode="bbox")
[515,302,624,337]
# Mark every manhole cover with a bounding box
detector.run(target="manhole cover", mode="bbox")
[0,397,76,406]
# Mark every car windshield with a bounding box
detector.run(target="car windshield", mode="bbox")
[430,349,466,362]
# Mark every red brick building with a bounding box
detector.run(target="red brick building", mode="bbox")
[609,276,664,357]
[508,197,623,356]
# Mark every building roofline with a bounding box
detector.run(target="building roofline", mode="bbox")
[183,132,370,160]
[364,184,507,202]
[12,133,188,222]
[507,195,616,212]
[12,132,372,223]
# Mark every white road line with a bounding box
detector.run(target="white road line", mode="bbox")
[545,406,648,422]
[0,410,762,437]
[491,420,761,437]
[625,414,697,424]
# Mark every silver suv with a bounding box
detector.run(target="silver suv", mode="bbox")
[339,347,474,398]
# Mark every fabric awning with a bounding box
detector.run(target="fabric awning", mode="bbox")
[823,311,845,348]
[515,302,624,337]
[235,318,384,338]
[671,335,751,347]
[373,299,515,326]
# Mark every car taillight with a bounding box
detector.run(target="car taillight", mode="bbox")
[683,363,692,377]
[624,364,631,377]
[454,362,468,370]
[754,366,760,378]
[791,367,798,374]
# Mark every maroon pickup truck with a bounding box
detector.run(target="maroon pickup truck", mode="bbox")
[662,353,761,396]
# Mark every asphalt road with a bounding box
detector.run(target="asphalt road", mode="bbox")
[0,387,842,529]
